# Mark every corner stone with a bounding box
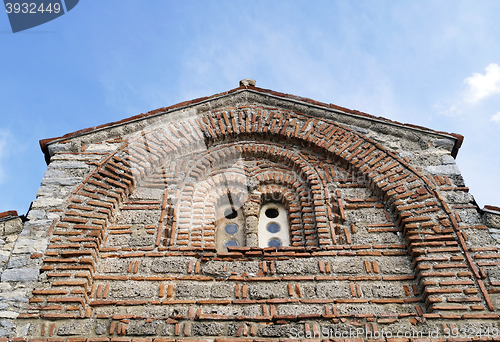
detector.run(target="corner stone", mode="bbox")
[425,164,461,175]
[0,311,19,319]
[1,268,39,282]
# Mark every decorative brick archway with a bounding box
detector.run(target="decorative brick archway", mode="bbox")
[30,102,493,328]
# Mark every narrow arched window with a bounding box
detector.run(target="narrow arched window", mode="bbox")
[216,203,245,252]
[258,202,290,248]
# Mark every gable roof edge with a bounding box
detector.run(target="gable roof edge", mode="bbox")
[39,85,464,164]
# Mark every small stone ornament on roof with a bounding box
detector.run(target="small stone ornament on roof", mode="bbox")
[239,79,256,88]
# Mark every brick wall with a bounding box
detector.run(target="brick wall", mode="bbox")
[2,89,500,340]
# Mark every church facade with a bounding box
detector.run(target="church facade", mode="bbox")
[1,81,500,340]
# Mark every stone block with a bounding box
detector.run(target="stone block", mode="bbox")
[485,212,500,229]
[149,257,193,273]
[1,268,39,282]
[26,210,46,221]
[245,216,258,233]
[243,305,262,317]
[377,257,412,274]
[0,320,13,328]
[110,282,155,299]
[316,283,349,298]
[142,306,172,319]
[487,268,500,282]
[0,251,11,266]
[118,210,160,225]
[2,218,22,236]
[129,235,155,247]
[57,320,94,336]
[243,201,260,216]
[41,177,83,186]
[105,235,129,247]
[126,320,161,336]
[36,184,72,198]
[130,187,164,200]
[300,284,317,298]
[337,303,384,315]
[49,161,91,169]
[446,191,474,204]
[0,311,18,318]
[275,259,305,274]
[97,259,130,273]
[425,164,461,175]
[162,324,174,336]
[433,138,454,149]
[326,258,363,274]
[442,155,456,164]
[95,322,107,335]
[246,233,258,247]
[457,209,481,224]
[277,304,323,316]
[275,259,319,274]
[85,143,119,153]
[211,283,233,298]
[7,255,28,269]
[344,208,387,224]
[12,237,48,254]
[191,322,224,336]
[175,284,210,298]
[248,284,286,299]
[202,260,259,277]
[30,198,64,209]
[466,229,495,246]
[370,284,403,298]
[259,324,293,337]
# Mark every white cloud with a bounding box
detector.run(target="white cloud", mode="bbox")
[437,63,500,116]
[464,63,500,103]
[491,112,500,124]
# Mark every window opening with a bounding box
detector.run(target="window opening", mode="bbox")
[224,240,239,249]
[265,208,279,218]
[216,203,245,252]
[224,223,239,235]
[224,208,238,219]
[258,202,290,248]
[266,222,280,233]
[268,238,282,248]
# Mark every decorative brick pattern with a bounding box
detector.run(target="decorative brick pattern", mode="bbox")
[5,87,500,339]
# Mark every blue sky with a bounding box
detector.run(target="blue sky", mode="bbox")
[1,1,500,215]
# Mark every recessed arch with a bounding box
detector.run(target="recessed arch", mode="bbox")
[33,101,493,320]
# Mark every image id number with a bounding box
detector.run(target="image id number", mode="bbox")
[5,3,61,14]
[444,327,499,339]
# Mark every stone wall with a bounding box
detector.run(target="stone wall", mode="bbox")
[0,211,29,337]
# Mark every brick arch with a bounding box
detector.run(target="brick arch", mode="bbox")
[125,104,498,312]
[252,171,309,245]
[185,181,249,248]
[171,142,327,246]
[192,183,249,248]
[186,181,304,250]
[253,184,308,245]
[34,103,494,320]
[174,159,308,246]
[190,169,309,248]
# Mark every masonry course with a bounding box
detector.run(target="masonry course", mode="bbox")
[0,83,499,340]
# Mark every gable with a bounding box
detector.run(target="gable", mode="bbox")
[40,87,463,162]
[5,84,500,340]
